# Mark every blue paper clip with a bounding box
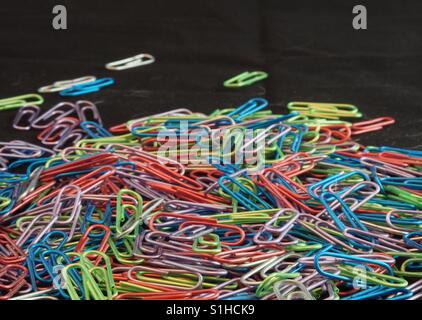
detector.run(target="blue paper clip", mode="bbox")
[307,170,370,200]
[27,243,53,290]
[41,249,84,299]
[277,124,307,153]
[59,78,114,96]
[208,156,241,175]
[404,231,422,250]
[227,98,268,121]
[80,121,113,138]
[379,146,422,158]
[325,153,362,168]
[319,192,369,232]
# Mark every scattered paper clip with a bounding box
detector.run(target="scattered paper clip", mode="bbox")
[59,78,114,97]
[13,105,41,130]
[38,76,97,93]
[0,94,44,111]
[351,117,395,135]
[224,71,268,88]
[288,101,362,119]
[105,53,155,71]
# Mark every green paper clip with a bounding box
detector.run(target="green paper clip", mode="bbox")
[0,94,44,111]
[192,233,222,254]
[224,71,268,88]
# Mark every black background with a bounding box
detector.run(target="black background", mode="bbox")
[1,0,421,148]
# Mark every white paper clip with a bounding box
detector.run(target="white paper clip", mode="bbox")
[38,76,97,93]
[105,53,155,71]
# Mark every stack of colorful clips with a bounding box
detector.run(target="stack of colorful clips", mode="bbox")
[1,95,421,300]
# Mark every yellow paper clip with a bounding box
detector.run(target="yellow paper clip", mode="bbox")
[287,102,362,119]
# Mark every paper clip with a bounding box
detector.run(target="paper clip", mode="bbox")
[314,250,408,288]
[0,233,26,264]
[37,117,80,145]
[273,279,315,300]
[0,141,54,159]
[227,98,269,121]
[105,53,155,71]
[80,121,112,138]
[0,94,44,111]
[59,78,114,96]
[62,262,107,300]
[76,100,103,124]
[288,102,362,119]
[38,76,97,93]
[0,264,28,300]
[224,71,268,88]
[13,105,41,130]
[31,102,78,129]
[351,117,395,135]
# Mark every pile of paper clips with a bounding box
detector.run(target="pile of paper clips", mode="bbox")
[1,91,422,300]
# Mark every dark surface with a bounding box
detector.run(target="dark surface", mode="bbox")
[0,0,421,148]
